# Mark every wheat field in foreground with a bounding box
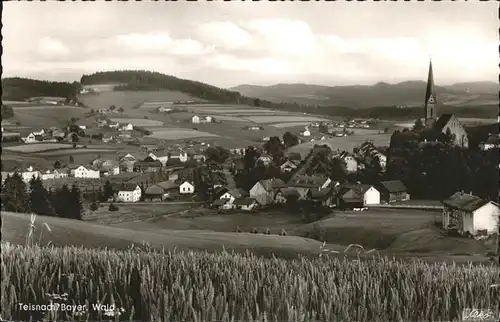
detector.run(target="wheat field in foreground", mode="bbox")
[1,241,499,322]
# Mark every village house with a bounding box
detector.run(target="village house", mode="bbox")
[134,157,163,173]
[307,187,336,207]
[108,122,120,129]
[121,123,134,131]
[249,178,286,206]
[246,126,262,131]
[257,155,273,166]
[119,160,135,173]
[479,134,499,151]
[40,169,68,180]
[158,106,173,112]
[301,128,311,137]
[145,181,179,201]
[338,152,358,173]
[288,175,333,199]
[98,119,108,128]
[234,198,258,211]
[339,183,380,207]
[169,152,189,163]
[179,180,195,194]
[204,116,213,123]
[22,133,37,143]
[274,187,300,204]
[114,183,142,203]
[280,160,298,173]
[71,165,100,179]
[191,115,200,124]
[442,191,499,236]
[214,187,245,205]
[377,180,409,203]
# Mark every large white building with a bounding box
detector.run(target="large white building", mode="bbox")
[115,184,142,203]
[179,181,195,194]
[191,115,200,124]
[71,165,100,179]
[40,169,68,180]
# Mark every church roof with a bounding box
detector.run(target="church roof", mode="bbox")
[433,114,454,131]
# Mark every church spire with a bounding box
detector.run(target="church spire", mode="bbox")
[424,59,438,121]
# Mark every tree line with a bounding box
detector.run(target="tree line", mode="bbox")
[2,77,80,101]
[1,105,14,119]
[1,174,83,220]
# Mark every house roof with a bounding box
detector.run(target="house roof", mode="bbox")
[213,186,229,199]
[156,181,179,190]
[180,180,194,186]
[278,187,300,198]
[280,160,297,168]
[433,114,454,131]
[134,160,162,167]
[290,175,328,187]
[234,197,256,206]
[343,183,373,195]
[379,180,407,193]
[259,178,286,191]
[442,192,493,212]
[212,199,228,206]
[308,188,330,199]
[113,183,139,192]
[228,188,245,198]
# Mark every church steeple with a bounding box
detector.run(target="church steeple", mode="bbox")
[424,59,438,122]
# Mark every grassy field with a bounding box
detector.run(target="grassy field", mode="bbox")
[2,239,499,321]
[108,118,164,126]
[79,90,201,112]
[4,143,74,153]
[8,106,89,128]
[147,128,219,140]
[246,115,328,124]
[288,133,392,156]
[271,122,313,128]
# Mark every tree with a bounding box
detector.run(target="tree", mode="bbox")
[109,203,119,211]
[283,132,299,148]
[54,184,71,218]
[263,136,285,162]
[118,107,124,112]
[254,98,261,107]
[204,146,230,163]
[29,177,54,216]
[1,173,29,212]
[102,180,114,201]
[90,202,99,211]
[69,185,83,220]
[69,156,74,164]
[328,158,348,183]
[53,160,61,169]
[71,133,79,143]
[243,146,260,171]
[109,105,116,110]
[412,118,425,132]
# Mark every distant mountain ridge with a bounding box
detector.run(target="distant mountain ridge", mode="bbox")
[231,81,498,108]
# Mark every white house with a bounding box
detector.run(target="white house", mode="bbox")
[250,178,285,206]
[23,133,37,143]
[280,160,297,172]
[360,186,381,205]
[204,116,213,123]
[191,115,200,124]
[108,122,120,128]
[115,184,142,203]
[339,152,358,173]
[71,165,100,179]
[257,155,273,166]
[234,198,258,211]
[158,106,172,112]
[78,125,87,130]
[442,192,500,236]
[170,152,189,163]
[19,166,42,183]
[301,128,311,137]
[179,181,195,194]
[40,169,68,180]
[33,129,45,136]
[121,123,134,131]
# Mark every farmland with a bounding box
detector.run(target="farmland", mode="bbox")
[245,115,328,123]
[147,128,218,140]
[288,133,392,156]
[2,225,499,321]
[35,148,118,157]
[7,105,89,128]
[271,122,313,128]
[3,143,74,153]
[79,90,201,112]
[108,118,164,127]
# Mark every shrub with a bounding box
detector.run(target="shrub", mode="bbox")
[280,229,287,236]
[251,228,258,234]
[236,226,241,233]
[265,228,271,235]
[108,203,119,211]
[90,202,98,211]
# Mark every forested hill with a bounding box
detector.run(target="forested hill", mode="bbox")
[2,77,80,101]
[80,71,242,102]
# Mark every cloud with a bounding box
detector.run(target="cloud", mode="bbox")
[195,21,253,50]
[115,32,214,56]
[36,37,70,58]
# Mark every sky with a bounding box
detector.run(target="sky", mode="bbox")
[2,1,497,88]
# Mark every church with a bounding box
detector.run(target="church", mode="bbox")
[418,60,469,148]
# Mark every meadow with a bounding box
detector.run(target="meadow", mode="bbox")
[7,106,89,128]
[246,115,328,124]
[4,143,74,153]
[271,122,312,128]
[79,90,200,112]
[108,118,164,127]
[288,133,392,156]
[2,239,499,321]
[35,148,119,157]
[147,128,218,140]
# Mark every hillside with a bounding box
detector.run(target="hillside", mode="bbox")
[2,77,80,102]
[231,81,498,108]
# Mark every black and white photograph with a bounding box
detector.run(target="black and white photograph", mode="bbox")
[1,1,499,321]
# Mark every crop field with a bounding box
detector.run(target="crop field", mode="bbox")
[108,118,164,127]
[246,115,328,124]
[35,148,118,157]
[147,128,218,140]
[9,107,89,128]
[2,235,499,321]
[3,143,74,153]
[271,122,313,128]
[11,105,79,110]
[210,115,248,122]
[200,108,280,114]
[288,133,392,156]
[79,90,201,112]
